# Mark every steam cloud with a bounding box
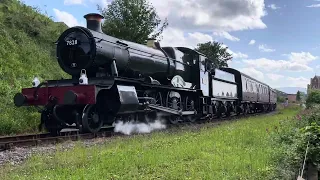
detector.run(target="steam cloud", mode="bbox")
[113,118,166,135]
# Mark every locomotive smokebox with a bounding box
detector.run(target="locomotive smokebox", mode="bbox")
[84,13,104,33]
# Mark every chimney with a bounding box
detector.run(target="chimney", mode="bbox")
[84,13,104,33]
[146,38,157,49]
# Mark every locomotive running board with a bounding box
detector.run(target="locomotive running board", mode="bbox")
[148,104,196,116]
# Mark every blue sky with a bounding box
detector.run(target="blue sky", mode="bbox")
[21,0,320,89]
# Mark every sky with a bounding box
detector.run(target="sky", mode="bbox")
[21,0,320,89]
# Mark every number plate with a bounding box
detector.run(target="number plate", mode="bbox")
[66,40,78,46]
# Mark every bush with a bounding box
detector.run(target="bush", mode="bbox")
[277,96,285,103]
[306,90,320,108]
[269,107,320,179]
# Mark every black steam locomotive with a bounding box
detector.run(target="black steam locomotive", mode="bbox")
[13,13,277,134]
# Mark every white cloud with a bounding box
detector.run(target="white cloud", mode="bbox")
[212,31,240,41]
[64,0,85,5]
[267,73,284,81]
[258,44,275,52]
[53,8,84,27]
[238,67,264,81]
[268,4,280,10]
[266,76,309,88]
[248,40,255,45]
[287,52,318,65]
[150,0,267,32]
[286,77,309,88]
[228,49,248,59]
[243,57,314,72]
[307,4,320,8]
[233,52,248,59]
[160,27,213,48]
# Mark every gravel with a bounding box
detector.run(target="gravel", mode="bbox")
[0,137,111,166]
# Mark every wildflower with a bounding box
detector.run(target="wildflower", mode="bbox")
[296,114,301,121]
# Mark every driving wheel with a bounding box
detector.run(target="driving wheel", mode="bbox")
[81,104,103,133]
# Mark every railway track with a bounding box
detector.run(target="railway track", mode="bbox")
[0,127,117,151]
[0,111,276,151]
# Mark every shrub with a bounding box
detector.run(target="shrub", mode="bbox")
[277,96,285,103]
[306,90,320,108]
[269,107,320,179]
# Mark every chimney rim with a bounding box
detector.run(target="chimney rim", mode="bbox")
[84,13,105,21]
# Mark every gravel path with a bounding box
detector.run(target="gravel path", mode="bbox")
[0,138,109,166]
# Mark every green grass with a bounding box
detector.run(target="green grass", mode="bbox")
[1,106,300,179]
[0,0,68,135]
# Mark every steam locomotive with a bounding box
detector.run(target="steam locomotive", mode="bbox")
[13,13,277,135]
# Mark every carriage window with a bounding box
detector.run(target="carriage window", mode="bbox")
[215,69,235,82]
[259,85,261,93]
[252,82,255,93]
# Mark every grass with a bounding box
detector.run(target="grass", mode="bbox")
[1,106,300,179]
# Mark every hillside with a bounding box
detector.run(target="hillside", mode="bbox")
[0,0,68,135]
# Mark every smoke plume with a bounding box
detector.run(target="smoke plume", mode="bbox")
[113,118,166,135]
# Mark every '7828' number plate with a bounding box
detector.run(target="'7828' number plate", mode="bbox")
[66,40,78,46]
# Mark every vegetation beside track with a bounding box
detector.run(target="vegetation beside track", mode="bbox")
[269,92,320,179]
[1,106,300,179]
[0,0,68,135]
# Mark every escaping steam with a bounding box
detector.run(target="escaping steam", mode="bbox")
[113,115,167,135]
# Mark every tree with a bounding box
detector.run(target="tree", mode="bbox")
[97,0,168,44]
[194,41,233,68]
[296,91,301,102]
[306,90,320,108]
[277,96,285,103]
